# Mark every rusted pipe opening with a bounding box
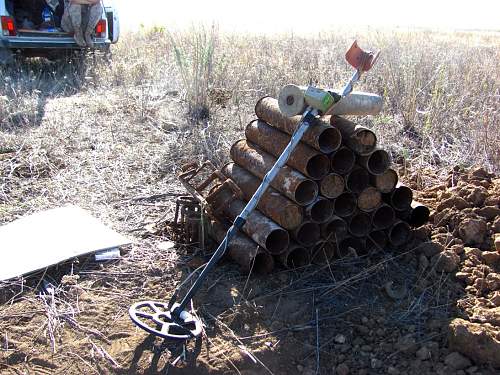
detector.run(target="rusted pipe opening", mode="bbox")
[390,186,413,211]
[321,216,348,242]
[295,222,321,246]
[311,242,335,265]
[334,192,357,217]
[388,221,411,247]
[346,168,369,193]
[330,147,356,175]
[348,212,372,237]
[285,247,310,268]
[372,204,395,230]
[366,230,388,253]
[318,127,342,154]
[338,237,365,258]
[366,150,390,175]
[371,169,398,193]
[307,198,334,224]
[265,229,290,254]
[409,205,430,227]
[357,187,382,212]
[353,129,377,155]
[306,154,330,180]
[252,252,275,274]
[320,173,345,199]
[294,180,319,206]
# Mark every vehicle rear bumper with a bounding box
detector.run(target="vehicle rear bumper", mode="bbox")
[1,37,110,50]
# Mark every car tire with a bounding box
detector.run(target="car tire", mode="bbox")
[0,47,14,66]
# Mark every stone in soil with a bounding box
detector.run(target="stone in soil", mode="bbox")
[458,217,488,245]
[448,318,500,367]
[444,351,472,371]
[432,250,460,273]
[336,363,349,375]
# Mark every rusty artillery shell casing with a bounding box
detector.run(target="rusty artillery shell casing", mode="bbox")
[277,242,311,269]
[213,185,290,254]
[305,196,334,224]
[330,146,356,175]
[221,163,303,230]
[358,149,391,176]
[320,215,348,242]
[408,202,430,227]
[255,96,342,153]
[348,211,372,238]
[333,192,357,218]
[292,221,321,247]
[338,237,366,258]
[371,204,396,230]
[210,220,274,274]
[346,167,370,194]
[245,120,330,180]
[320,173,345,199]
[329,116,377,155]
[370,168,398,193]
[357,186,382,212]
[366,230,388,253]
[383,184,413,212]
[310,241,335,265]
[388,220,411,247]
[230,139,318,206]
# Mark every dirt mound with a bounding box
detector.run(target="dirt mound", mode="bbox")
[416,167,500,368]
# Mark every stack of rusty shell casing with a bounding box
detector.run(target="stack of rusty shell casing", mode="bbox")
[201,96,429,272]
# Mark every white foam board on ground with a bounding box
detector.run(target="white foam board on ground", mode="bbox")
[0,205,131,281]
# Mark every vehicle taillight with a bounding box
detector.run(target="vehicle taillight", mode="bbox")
[1,16,16,37]
[95,19,106,38]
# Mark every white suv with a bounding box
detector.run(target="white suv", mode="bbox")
[0,0,120,63]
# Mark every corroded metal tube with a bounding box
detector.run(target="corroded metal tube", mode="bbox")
[329,92,383,116]
[329,116,377,155]
[210,185,290,254]
[310,241,335,265]
[384,185,413,212]
[388,220,411,247]
[370,168,398,193]
[366,230,388,253]
[357,187,382,212]
[358,149,391,176]
[210,220,274,274]
[245,120,330,180]
[346,167,370,193]
[320,215,348,242]
[320,173,345,199]
[333,192,357,218]
[305,196,334,224]
[408,202,430,227]
[338,237,366,258]
[221,163,303,230]
[348,211,372,237]
[255,96,342,153]
[371,204,395,230]
[330,146,356,175]
[399,201,431,228]
[277,242,311,269]
[230,139,318,206]
[292,221,321,247]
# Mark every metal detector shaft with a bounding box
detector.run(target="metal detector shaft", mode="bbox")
[174,109,318,315]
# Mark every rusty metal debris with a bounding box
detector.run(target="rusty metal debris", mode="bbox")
[245,120,330,180]
[255,96,341,153]
[230,139,318,205]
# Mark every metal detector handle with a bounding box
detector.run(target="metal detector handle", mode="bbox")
[174,109,317,315]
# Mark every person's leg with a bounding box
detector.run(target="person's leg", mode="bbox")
[67,4,86,47]
[84,3,103,48]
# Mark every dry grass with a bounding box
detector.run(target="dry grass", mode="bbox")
[0,27,499,374]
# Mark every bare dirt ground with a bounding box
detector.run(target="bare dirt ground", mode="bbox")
[1,29,499,374]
